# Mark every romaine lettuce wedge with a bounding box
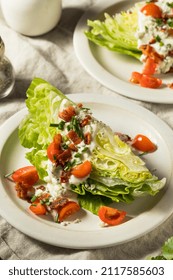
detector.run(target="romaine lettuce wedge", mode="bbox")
[85,3,142,59]
[18,78,166,214]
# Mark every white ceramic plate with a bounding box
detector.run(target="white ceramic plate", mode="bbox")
[73,0,173,104]
[0,93,173,249]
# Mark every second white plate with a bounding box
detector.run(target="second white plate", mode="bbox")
[73,0,173,103]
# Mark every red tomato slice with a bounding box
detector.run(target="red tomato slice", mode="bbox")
[132,134,157,152]
[71,160,92,178]
[47,141,62,162]
[129,72,142,84]
[58,201,80,222]
[141,3,162,18]
[142,58,157,75]
[29,202,47,215]
[12,166,39,187]
[98,206,126,226]
[139,74,162,89]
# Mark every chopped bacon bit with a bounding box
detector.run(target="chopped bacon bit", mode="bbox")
[77,103,83,108]
[149,38,156,44]
[58,106,76,122]
[115,132,131,143]
[57,148,72,166]
[168,29,173,36]
[80,115,92,127]
[53,133,62,149]
[68,143,78,151]
[84,132,91,145]
[36,185,46,191]
[168,83,173,89]
[15,182,31,200]
[67,130,82,145]
[50,197,69,210]
[60,171,71,183]
[38,192,51,201]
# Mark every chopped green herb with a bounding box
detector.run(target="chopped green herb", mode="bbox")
[167,2,173,8]
[82,147,89,152]
[31,195,37,202]
[54,212,59,223]
[167,18,173,28]
[74,153,82,158]
[40,198,51,205]
[68,116,84,139]
[62,143,68,150]
[145,26,148,32]
[155,18,163,26]
[64,160,76,171]
[155,35,164,46]
[155,35,161,42]
[4,171,14,178]
[50,121,65,130]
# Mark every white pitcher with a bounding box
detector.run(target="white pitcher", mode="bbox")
[0,0,62,36]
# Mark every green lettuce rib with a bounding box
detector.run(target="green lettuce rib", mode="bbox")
[85,3,142,59]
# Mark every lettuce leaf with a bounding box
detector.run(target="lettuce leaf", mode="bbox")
[18,78,74,178]
[85,3,142,59]
[148,236,173,260]
[18,78,166,214]
[71,127,165,204]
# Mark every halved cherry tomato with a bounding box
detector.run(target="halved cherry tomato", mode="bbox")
[141,3,162,18]
[71,160,92,178]
[132,134,157,152]
[47,141,62,162]
[29,202,47,215]
[140,74,162,89]
[98,206,126,226]
[142,58,157,75]
[129,72,142,84]
[58,201,80,222]
[12,166,39,187]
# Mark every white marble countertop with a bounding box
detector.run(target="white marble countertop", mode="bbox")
[0,0,173,260]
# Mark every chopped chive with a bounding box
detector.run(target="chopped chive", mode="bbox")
[155,18,162,26]
[62,143,68,150]
[167,2,173,8]
[74,153,81,158]
[139,152,148,156]
[31,195,37,202]
[54,212,59,223]
[50,121,65,130]
[4,171,14,178]
[167,18,173,28]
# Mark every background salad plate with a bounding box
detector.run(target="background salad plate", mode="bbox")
[73,0,173,104]
[0,94,173,249]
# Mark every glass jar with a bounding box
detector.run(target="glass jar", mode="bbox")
[0,37,15,99]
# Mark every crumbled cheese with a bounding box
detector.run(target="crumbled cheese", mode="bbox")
[136,0,173,73]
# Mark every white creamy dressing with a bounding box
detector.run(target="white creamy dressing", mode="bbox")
[35,102,99,200]
[137,0,173,73]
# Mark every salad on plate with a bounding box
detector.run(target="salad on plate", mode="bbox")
[85,0,173,89]
[6,78,166,226]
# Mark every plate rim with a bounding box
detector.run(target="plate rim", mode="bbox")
[73,0,173,104]
[1,93,173,249]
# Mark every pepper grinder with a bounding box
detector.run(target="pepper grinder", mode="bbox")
[0,37,15,99]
